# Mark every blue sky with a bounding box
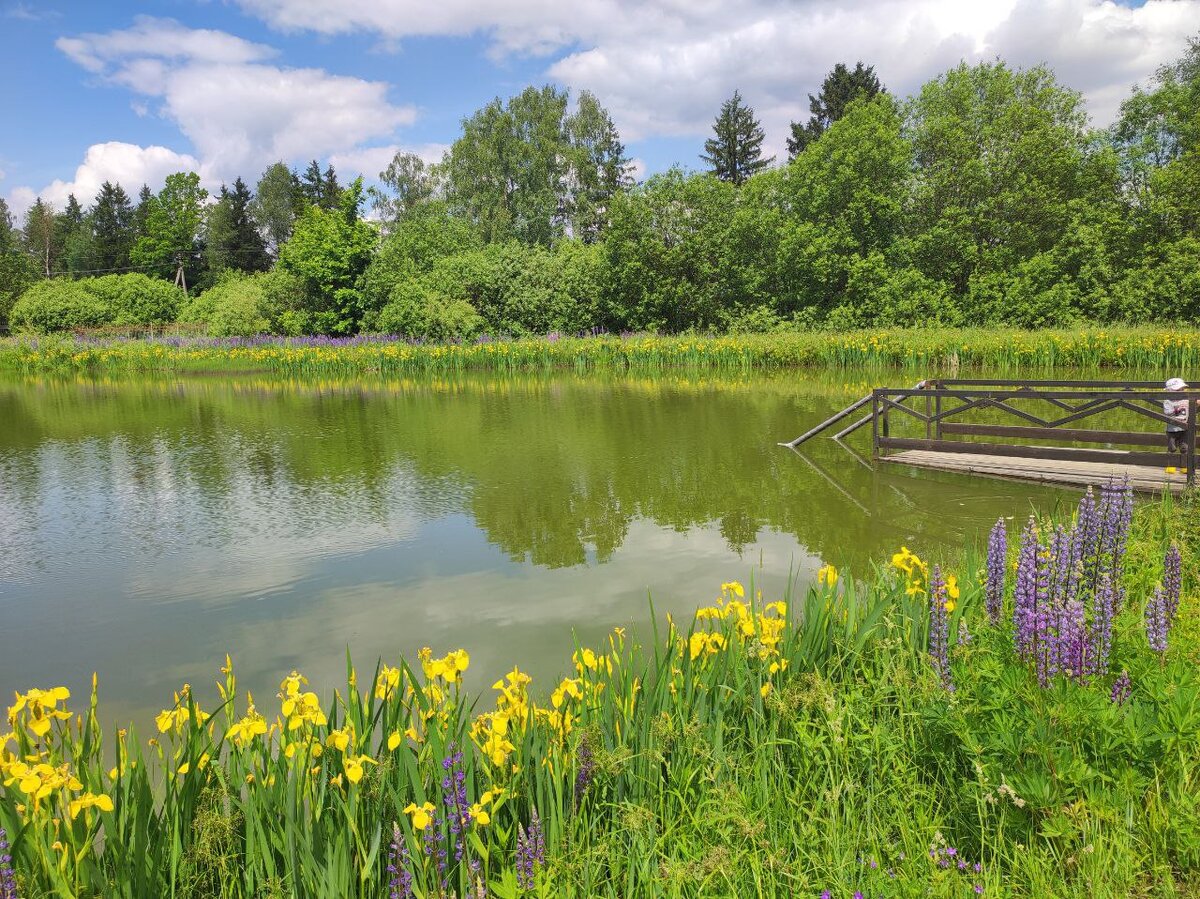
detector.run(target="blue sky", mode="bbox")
[1,0,1194,216]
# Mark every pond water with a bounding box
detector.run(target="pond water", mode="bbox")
[0,370,1081,729]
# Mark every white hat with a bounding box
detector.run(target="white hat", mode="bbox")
[1166,377,1188,390]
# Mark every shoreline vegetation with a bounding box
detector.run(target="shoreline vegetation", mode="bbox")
[2,484,1198,897]
[5,327,1200,376]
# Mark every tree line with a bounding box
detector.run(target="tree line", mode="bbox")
[1,39,1197,337]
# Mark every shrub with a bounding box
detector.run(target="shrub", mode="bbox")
[180,273,270,337]
[376,282,486,340]
[83,273,182,326]
[9,280,112,333]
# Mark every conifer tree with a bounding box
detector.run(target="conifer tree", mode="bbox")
[90,181,135,271]
[701,90,774,185]
[788,62,885,158]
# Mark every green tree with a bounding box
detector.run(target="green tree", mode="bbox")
[701,90,774,186]
[90,181,135,272]
[277,178,376,334]
[130,172,208,284]
[443,85,630,245]
[253,162,300,257]
[205,178,268,274]
[0,198,38,328]
[787,62,885,158]
[56,194,92,276]
[564,90,632,241]
[904,61,1105,297]
[132,184,153,241]
[369,151,441,233]
[22,198,59,277]
[298,160,341,211]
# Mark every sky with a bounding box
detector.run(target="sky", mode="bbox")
[1,0,1197,217]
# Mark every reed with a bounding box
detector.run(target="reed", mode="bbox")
[6,326,1200,376]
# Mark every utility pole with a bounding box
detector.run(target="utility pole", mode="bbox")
[173,252,188,294]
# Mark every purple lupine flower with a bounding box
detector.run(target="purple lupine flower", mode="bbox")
[0,827,16,899]
[515,809,545,892]
[1098,480,1133,610]
[1057,589,1088,683]
[1033,544,1055,688]
[574,734,596,808]
[1090,573,1116,678]
[1163,544,1182,621]
[928,565,954,691]
[1076,487,1100,588]
[1013,517,1039,659]
[1145,585,1173,655]
[985,518,1007,625]
[387,822,413,899]
[440,746,471,862]
[1110,670,1132,706]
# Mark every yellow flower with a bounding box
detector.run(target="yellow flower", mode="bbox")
[68,792,114,819]
[721,581,745,598]
[8,687,72,738]
[760,683,772,698]
[387,731,402,751]
[343,754,376,784]
[404,801,436,830]
[375,665,401,700]
[944,599,956,613]
[817,564,838,587]
[945,575,960,601]
[326,723,355,753]
[470,803,491,826]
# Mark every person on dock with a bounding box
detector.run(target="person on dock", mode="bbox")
[1163,377,1189,462]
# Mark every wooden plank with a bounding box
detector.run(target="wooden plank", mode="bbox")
[940,423,1165,446]
[878,436,1175,467]
[880,450,1186,494]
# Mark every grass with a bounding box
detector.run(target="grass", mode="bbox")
[5,325,1200,376]
[2,485,1198,897]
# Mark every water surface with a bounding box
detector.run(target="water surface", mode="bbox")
[0,371,1077,728]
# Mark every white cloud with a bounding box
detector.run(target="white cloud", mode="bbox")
[234,0,1200,150]
[53,17,416,183]
[7,142,200,217]
[328,142,450,180]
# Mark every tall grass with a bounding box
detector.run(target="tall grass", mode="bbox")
[1,494,1197,897]
[5,326,1200,376]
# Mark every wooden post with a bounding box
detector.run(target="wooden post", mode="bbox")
[934,382,943,440]
[871,392,880,460]
[925,385,932,440]
[1189,397,1197,488]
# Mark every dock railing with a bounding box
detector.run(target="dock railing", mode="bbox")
[871,379,1199,487]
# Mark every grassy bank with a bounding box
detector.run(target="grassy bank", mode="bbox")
[2,484,1198,897]
[5,326,1200,375]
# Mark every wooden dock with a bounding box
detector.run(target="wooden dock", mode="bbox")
[784,379,1200,493]
[883,449,1188,493]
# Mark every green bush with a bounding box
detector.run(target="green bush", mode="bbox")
[9,280,113,333]
[376,282,486,340]
[181,273,269,336]
[83,273,182,325]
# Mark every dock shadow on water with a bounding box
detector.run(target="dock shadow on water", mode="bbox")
[0,369,1079,729]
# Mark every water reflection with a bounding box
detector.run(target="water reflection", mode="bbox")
[0,371,1074,728]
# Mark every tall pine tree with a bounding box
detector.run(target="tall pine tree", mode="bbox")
[787,62,885,158]
[701,91,774,185]
[90,181,135,271]
[57,194,92,276]
[205,177,268,273]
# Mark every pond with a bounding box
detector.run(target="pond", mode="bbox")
[0,370,1081,729]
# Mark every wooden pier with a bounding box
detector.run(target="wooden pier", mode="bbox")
[785,379,1198,494]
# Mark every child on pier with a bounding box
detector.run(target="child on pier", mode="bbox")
[1164,377,1189,462]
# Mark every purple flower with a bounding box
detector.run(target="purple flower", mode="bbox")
[820,892,831,899]
[985,518,1007,625]
[1145,585,1172,655]
[387,822,413,899]
[516,809,545,892]
[1110,670,1132,706]
[0,827,16,899]
[1089,573,1116,678]
[974,886,984,895]
[440,746,471,862]
[574,733,596,808]
[1163,544,1182,621]
[928,565,954,691]
[1013,517,1039,659]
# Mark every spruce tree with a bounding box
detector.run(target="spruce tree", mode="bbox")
[57,194,91,275]
[701,90,774,185]
[321,165,342,211]
[787,62,885,158]
[206,178,268,273]
[90,181,135,271]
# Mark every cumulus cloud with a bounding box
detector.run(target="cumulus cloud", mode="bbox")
[53,17,415,182]
[328,143,451,180]
[234,0,1199,149]
[7,142,200,217]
